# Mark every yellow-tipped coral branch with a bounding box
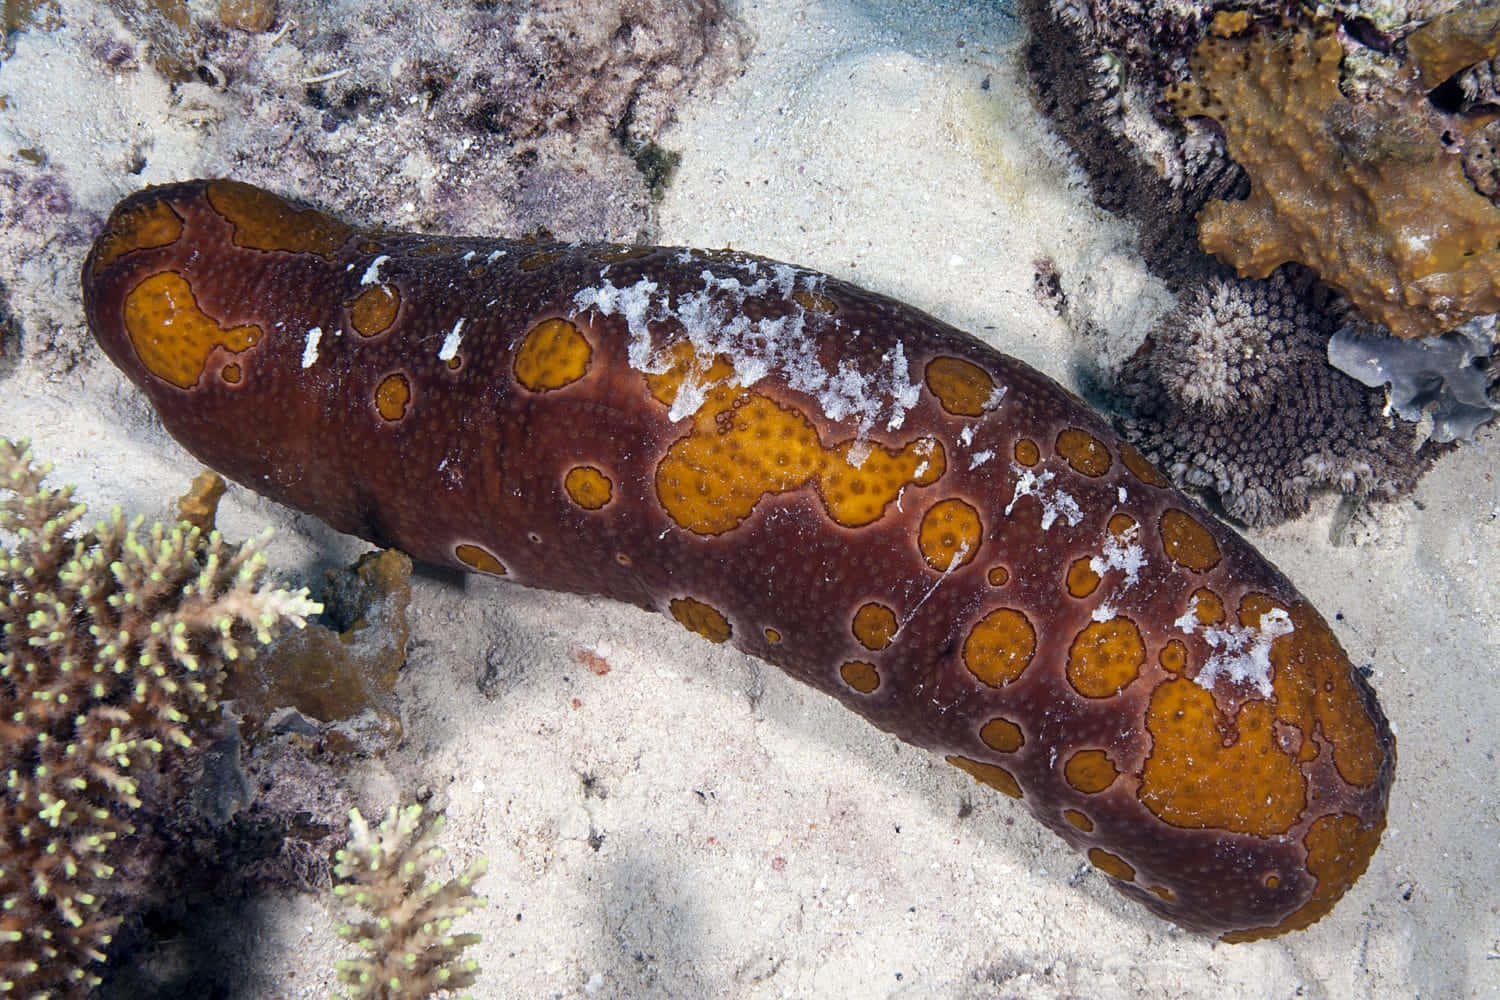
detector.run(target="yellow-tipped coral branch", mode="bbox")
[0,437,321,996]
[332,802,487,1000]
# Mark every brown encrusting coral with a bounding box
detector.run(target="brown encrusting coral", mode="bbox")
[0,437,319,996]
[1168,14,1500,340]
[331,803,487,1000]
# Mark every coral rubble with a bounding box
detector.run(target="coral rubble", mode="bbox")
[0,438,319,995]
[332,803,487,1000]
[109,0,749,240]
[228,549,412,756]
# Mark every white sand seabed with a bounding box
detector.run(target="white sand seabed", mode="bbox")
[1,0,1498,997]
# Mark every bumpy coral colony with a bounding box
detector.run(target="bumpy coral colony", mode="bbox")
[82,180,1394,940]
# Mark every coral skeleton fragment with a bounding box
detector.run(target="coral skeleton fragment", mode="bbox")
[81,179,1395,940]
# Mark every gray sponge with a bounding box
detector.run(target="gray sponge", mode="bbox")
[1327,317,1499,444]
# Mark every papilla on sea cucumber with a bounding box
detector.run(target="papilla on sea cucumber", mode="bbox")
[81,179,1393,940]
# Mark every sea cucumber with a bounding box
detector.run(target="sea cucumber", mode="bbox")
[81,180,1394,940]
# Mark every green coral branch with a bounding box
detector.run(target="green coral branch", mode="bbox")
[333,802,487,1000]
[0,437,321,996]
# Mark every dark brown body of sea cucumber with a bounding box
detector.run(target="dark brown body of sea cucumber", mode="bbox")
[82,179,1394,939]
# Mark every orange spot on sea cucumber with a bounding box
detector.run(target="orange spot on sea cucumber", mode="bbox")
[852,603,899,651]
[349,284,400,337]
[670,597,731,644]
[648,345,945,535]
[946,756,1022,798]
[1120,442,1170,487]
[220,362,242,385]
[1138,677,1305,835]
[519,249,565,271]
[455,544,507,576]
[1161,508,1222,572]
[792,289,838,313]
[1159,638,1188,673]
[986,565,1009,586]
[1222,813,1384,942]
[962,608,1036,687]
[564,466,613,510]
[979,717,1024,753]
[1066,556,1101,598]
[92,196,182,271]
[918,498,981,571]
[1056,428,1112,477]
[1089,848,1136,882]
[1256,597,1386,787]
[122,271,262,389]
[1064,809,1094,832]
[592,245,652,263]
[925,356,998,416]
[1064,749,1119,794]
[1067,617,1145,698]
[840,660,880,694]
[514,318,592,392]
[1190,587,1226,625]
[1014,438,1040,466]
[763,627,782,644]
[374,373,411,421]
[205,179,354,258]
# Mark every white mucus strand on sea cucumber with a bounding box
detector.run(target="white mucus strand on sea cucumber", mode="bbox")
[845,440,875,469]
[1198,609,1294,699]
[574,269,921,437]
[361,255,390,285]
[1005,464,1083,529]
[573,277,662,373]
[439,319,465,361]
[1089,523,1146,590]
[300,327,323,369]
[1177,599,1296,699]
[901,540,971,631]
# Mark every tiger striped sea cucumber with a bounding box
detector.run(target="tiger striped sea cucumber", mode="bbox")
[81,179,1394,940]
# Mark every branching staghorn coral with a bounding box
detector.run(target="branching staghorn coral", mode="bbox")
[332,802,487,1000]
[0,437,319,997]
